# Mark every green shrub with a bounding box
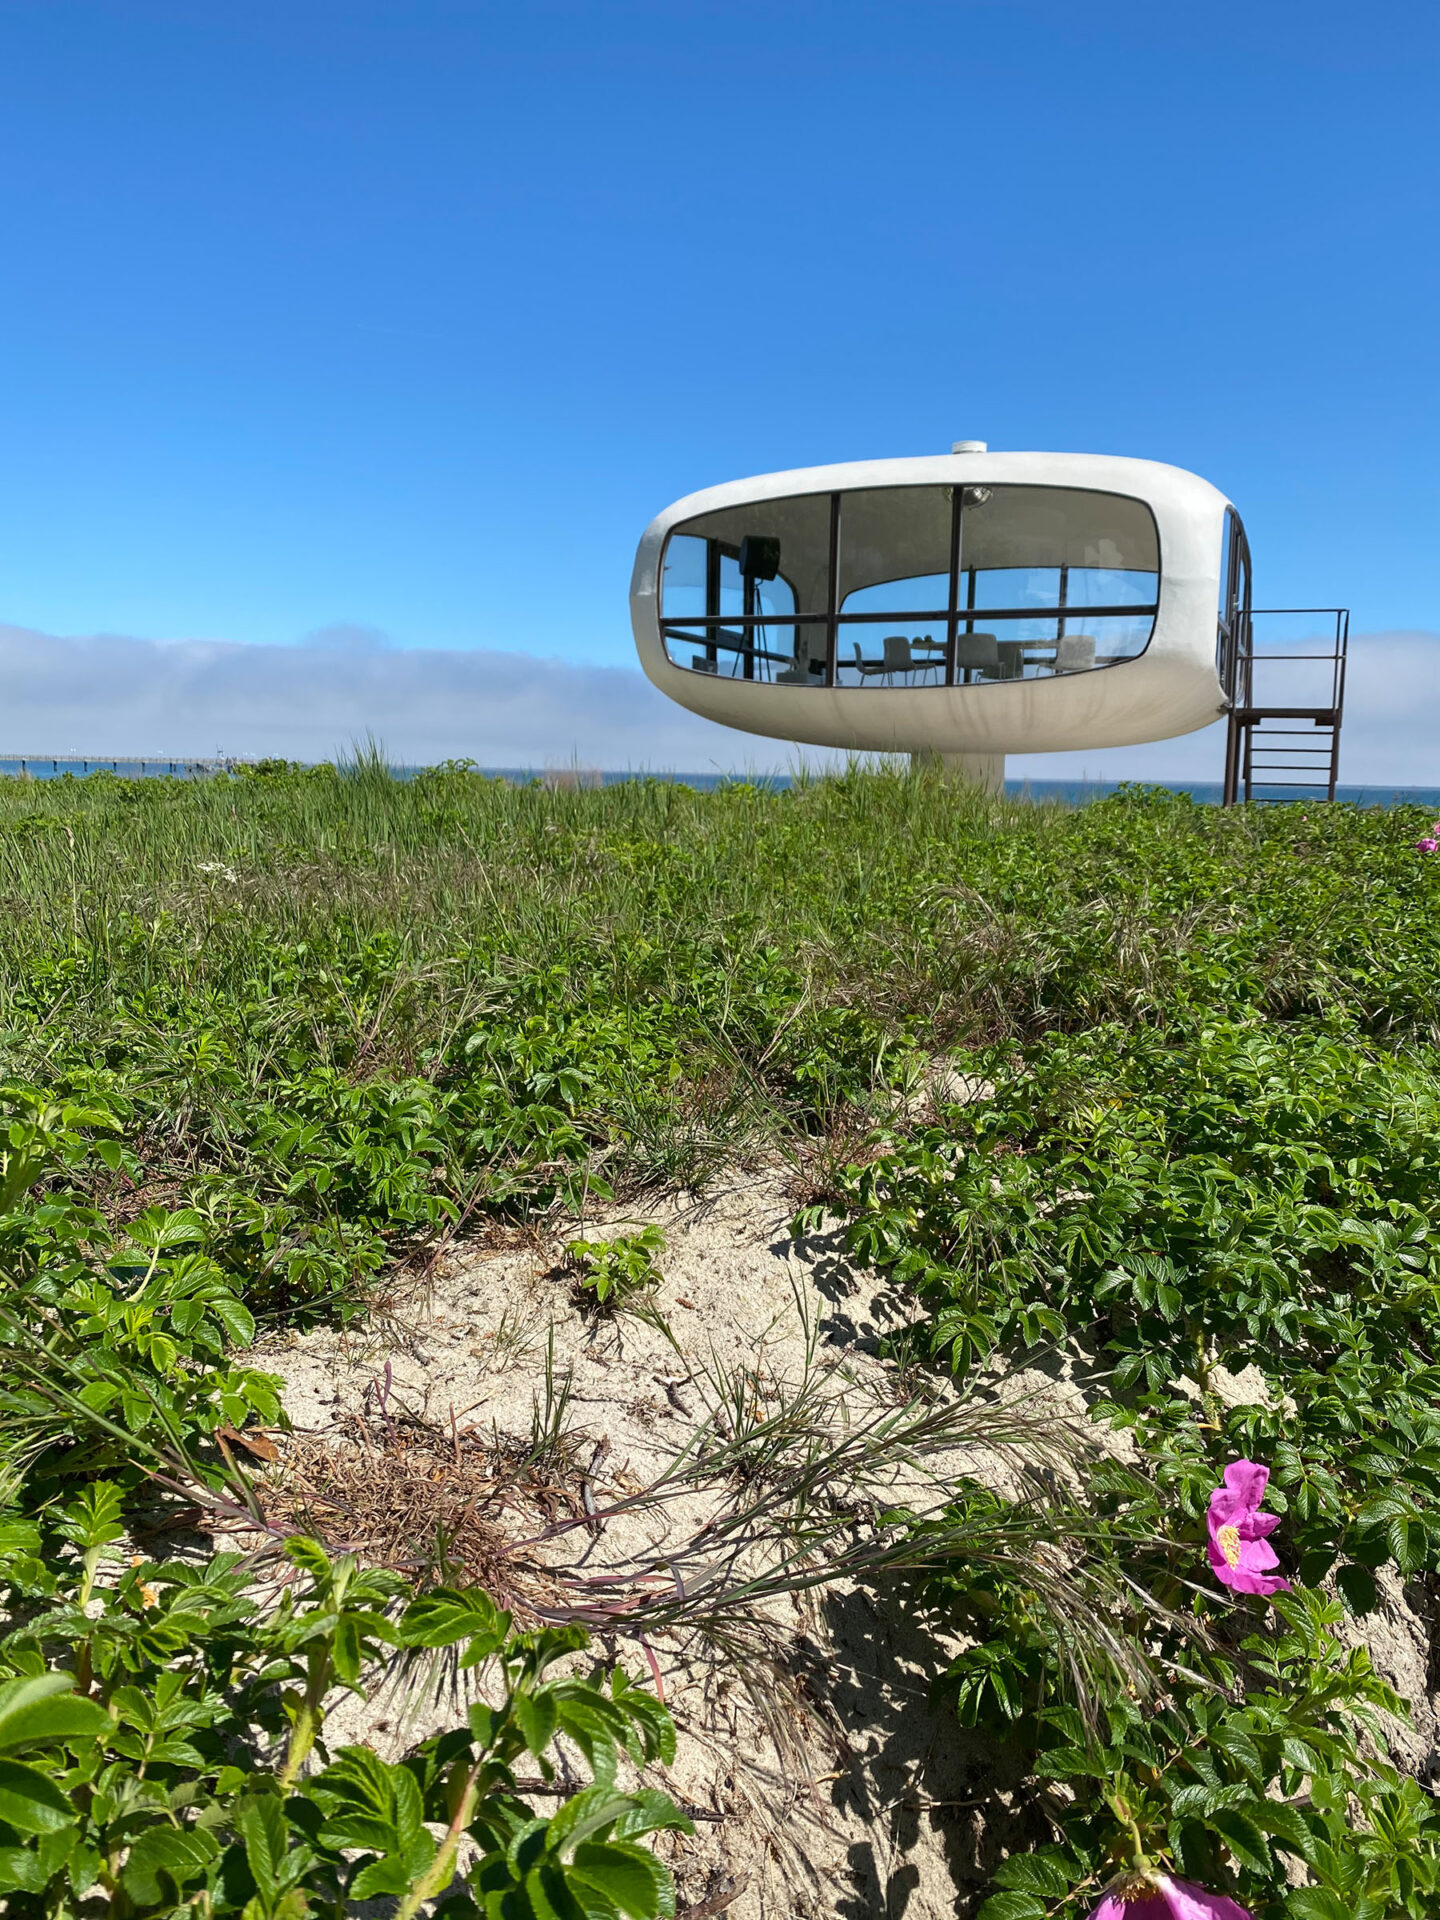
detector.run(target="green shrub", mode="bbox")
[0,1534,685,1917]
[1,768,1439,1914]
[565,1224,666,1310]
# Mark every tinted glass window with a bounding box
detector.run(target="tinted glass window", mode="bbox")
[659,483,1158,686]
[659,493,828,682]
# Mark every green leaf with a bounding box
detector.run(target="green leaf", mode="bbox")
[506,1818,551,1884]
[126,1206,208,1250]
[568,1840,669,1920]
[1280,1736,1321,1773]
[54,1482,125,1551]
[316,1812,397,1854]
[35,1825,77,1880]
[390,1759,427,1845]
[1297,1544,1339,1586]
[0,1761,73,1834]
[975,1897,1048,1920]
[66,1840,101,1898]
[546,1785,632,1854]
[1254,1798,1317,1860]
[351,1846,431,1900]
[608,1672,675,1767]
[1387,1513,1423,1571]
[526,1857,592,1920]
[1354,1491,1413,1525]
[120,1825,220,1903]
[0,1845,49,1894]
[399,1586,507,1650]
[992,1852,1071,1896]
[513,1688,559,1758]
[1209,1806,1271,1873]
[1208,1718,1263,1779]
[1287,1895,1372,1920]
[0,1673,110,1751]
[612,1791,693,1842]
[1336,1563,1380,1615]
[284,1535,333,1579]
[333,1614,362,1686]
[239,1797,287,1902]
[211,1293,257,1347]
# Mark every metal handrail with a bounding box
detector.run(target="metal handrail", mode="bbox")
[1223,606,1349,804]
[662,602,1158,628]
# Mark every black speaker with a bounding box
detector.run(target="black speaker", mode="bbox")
[737,534,781,581]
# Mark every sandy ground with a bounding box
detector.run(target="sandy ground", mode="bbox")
[256,1170,1114,1919]
[252,1166,1440,1918]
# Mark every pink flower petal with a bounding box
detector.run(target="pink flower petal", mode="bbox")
[1223,1459,1270,1509]
[1085,1876,1255,1920]
[1208,1490,1240,1529]
[1157,1874,1255,1919]
[1206,1460,1291,1595]
[1223,1562,1291,1595]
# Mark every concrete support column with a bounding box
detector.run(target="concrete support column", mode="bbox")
[909,750,1005,793]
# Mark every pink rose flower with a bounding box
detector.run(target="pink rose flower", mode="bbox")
[1089,1869,1253,1918]
[1417,838,1438,853]
[1207,1459,1291,1596]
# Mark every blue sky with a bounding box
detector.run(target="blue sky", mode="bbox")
[1,0,1437,774]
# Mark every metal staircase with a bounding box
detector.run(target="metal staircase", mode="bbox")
[1221,606,1349,805]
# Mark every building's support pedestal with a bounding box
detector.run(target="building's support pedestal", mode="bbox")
[909,750,1005,793]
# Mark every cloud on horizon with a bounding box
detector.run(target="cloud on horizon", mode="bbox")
[0,621,1435,788]
[0,621,805,774]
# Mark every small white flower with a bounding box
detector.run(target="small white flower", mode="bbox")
[196,861,239,882]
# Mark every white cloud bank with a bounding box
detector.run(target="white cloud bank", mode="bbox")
[0,621,1435,788]
[0,622,804,774]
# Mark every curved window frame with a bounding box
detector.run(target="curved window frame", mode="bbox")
[1215,506,1252,703]
[659,483,1161,688]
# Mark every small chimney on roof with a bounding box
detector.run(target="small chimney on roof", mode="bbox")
[951,439,987,454]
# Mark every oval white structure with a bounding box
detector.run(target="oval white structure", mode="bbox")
[630,450,1245,784]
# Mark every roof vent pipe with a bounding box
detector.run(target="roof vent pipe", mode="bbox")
[951,439,987,453]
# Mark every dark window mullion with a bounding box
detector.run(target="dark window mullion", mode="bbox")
[944,487,962,687]
[704,539,720,669]
[824,493,841,686]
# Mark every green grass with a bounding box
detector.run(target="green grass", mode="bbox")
[2,759,1436,1248]
[2,759,1440,1915]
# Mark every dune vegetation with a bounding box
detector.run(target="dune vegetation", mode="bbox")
[1,756,1440,1917]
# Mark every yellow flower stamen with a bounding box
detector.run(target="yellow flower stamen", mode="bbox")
[1217,1522,1241,1567]
[1108,1869,1159,1903]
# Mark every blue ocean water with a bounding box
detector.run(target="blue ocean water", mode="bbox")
[519,772,1440,809]
[0,757,1435,810]
[1002,779,1440,809]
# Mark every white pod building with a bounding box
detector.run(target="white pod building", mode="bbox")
[629,446,1252,788]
